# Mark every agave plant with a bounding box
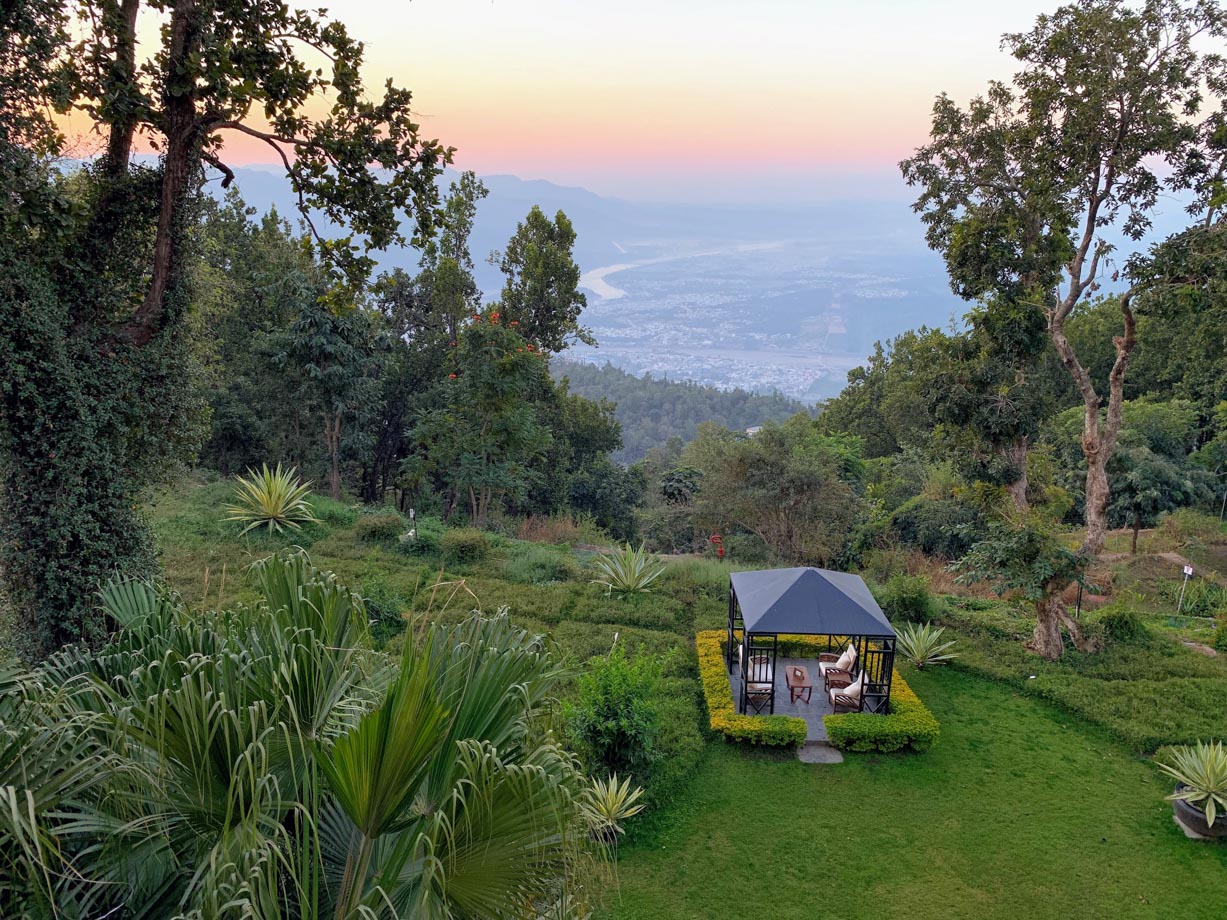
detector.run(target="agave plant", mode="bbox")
[581,774,646,842]
[0,551,598,918]
[590,543,666,597]
[896,621,959,669]
[1160,740,1227,825]
[224,462,319,535]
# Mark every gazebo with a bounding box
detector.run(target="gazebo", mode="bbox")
[727,567,896,715]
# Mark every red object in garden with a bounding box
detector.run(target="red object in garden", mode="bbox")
[709,533,724,559]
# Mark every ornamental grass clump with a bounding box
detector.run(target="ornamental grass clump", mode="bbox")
[896,621,959,669]
[591,543,666,597]
[224,463,319,535]
[1160,740,1227,825]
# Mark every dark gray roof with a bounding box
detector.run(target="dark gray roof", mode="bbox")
[730,567,895,637]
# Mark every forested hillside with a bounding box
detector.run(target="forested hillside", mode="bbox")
[553,360,809,461]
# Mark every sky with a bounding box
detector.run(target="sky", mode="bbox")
[72,0,1061,204]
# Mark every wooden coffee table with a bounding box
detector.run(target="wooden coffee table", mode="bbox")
[784,665,812,704]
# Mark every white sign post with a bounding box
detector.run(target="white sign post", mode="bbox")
[1177,563,1194,614]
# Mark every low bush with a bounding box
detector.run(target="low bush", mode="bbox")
[824,671,940,753]
[505,543,581,584]
[1095,602,1149,645]
[695,631,807,747]
[305,494,359,528]
[516,514,593,545]
[397,515,446,556]
[888,496,985,559]
[353,512,406,543]
[1214,618,1227,653]
[440,527,491,565]
[568,645,661,776]
[874,573,940,623]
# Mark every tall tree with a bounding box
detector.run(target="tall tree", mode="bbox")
[493,206,593,353]
[0,0,448,650]
[901,0,1227,557]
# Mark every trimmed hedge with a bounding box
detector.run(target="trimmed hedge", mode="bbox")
[695,631,807,747]
[823,670,940,753]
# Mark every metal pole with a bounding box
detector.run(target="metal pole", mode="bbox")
[1177,570,1190,614]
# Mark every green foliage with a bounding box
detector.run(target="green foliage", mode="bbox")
[353,512,406,543]
[505,543,581,584]
[569,645,661,776]
[889,496,984,559]
[440,527,491,565]
[0,0,449,652]
[409,312,553,525]
[493,206,592,352]
[1159,741,1227,826]
[1214,618,1227,653]
[224,463,320,535]
[1095,603,1149,645]
[951,521,1084,602]
[1160,578,1227,618]
[554,360,807,464]
[0,552,596,916]
[591,543,666,597]
[896,623,959,669]
[685,415,864,565]
[823,671,940,752]
[397,514,446,556]
[875,574,940,624]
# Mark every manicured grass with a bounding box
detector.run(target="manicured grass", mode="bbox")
[601,667,1227,920]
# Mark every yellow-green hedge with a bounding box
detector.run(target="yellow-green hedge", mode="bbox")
[823,671,939,753]
[695,630,807,747]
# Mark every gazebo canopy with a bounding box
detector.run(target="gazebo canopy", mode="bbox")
[730,567,895,638]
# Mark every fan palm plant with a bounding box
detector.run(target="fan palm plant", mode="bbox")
[0,551,599,919]
[590,543,666,597]
[896,622,959,669]
[224,463,320,535]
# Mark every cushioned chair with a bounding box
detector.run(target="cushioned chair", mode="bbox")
[829,671,864,713]
[739,643,774,714]
[818,643,856,688]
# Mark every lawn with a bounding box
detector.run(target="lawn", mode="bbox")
[602,667,1227,920]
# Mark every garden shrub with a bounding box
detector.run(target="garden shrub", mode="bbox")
[504,543,581,584]
[695,631,807,747]
[1095,602,1148,645]
[1214,618,1227,653]
[440,527,490,565]
[353,512,406,543]
[397,514,446,556]
[874,573,940,623]
[823,672,940,753]
[306,495,358,527]
[568,645,661,776]
[888,496,984,559]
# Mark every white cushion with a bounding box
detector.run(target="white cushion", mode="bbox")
[819,645,853,676]
[829,671,864,706]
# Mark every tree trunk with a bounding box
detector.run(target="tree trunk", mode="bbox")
[123,0,202,346]
[1027,594,1067,660]
[1131,514,1141,555]
[326,411,342,501]
[999,439,1030,513]
[102,0,141,177]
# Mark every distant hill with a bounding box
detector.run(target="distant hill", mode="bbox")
[553,360,811,463]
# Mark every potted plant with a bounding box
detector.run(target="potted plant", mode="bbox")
[1158,741,1227,838]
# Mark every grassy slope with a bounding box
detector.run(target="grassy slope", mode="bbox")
[149,476,1227,917]
[603,667,1227,920]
